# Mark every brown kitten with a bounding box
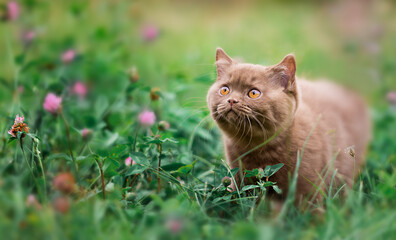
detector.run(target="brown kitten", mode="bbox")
[207,48,371,203]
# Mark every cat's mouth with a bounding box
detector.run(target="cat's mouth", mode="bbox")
[218,106,241,122]
[226,109,236,115]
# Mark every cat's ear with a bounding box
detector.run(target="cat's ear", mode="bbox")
[216,48,234,79]
[274,54,297,92]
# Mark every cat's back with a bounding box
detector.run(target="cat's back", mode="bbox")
[297,78,371,165]
[298,78,368,126]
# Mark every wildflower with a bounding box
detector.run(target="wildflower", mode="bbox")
[150,87,161,101]
[53,197,70,214]
[18,86,24,93]
[345,145,356,158]
[5,1,19,21]
[81,128,92,141]
[222,176,232,187]
[127,66,139,83]
[125,156,136,166]
[22,30,35,46]
[141,24,158,42]
[138,110,156,127]
[53,172,76,194]
[8,114,29,138]
[26,194,41,210]
[387,91,396,105]
[158,120,170,131]
[166,219,182,234]
[43,93,62,114]
[61,49,76,64]
[71,81,87,99]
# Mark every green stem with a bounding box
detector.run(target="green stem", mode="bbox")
[60,108,78,175]
[20,138,43,200]
[34,138,47,202]
[132,125,139,151]
[157,143,162,193]
[20,139,35,179]
[95,159,106,200]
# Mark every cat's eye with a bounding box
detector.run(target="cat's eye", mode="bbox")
[219,86,230,96]
[248,89,261,99]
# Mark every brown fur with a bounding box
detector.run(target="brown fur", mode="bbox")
[207,48,371,203]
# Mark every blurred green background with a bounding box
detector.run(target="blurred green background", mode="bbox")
[1,0,396,239]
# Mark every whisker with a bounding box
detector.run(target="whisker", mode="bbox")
[246,116,253,146]
[251,115,267,143]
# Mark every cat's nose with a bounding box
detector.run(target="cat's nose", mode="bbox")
[227,98,239,106]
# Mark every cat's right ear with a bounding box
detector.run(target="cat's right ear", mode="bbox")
[216,48,234,79]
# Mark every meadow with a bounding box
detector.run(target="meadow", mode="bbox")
[1,0,396,239]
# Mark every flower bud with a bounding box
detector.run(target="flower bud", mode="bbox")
[387,91,396,105]
[71,81,88,99]
[150,87,160,101]
[158,120,170,131]
[141,24,158,42]
[53,172,76,194]
[53,197,70,214]
[26,194,42,210]
[222,176,232,187]
[81,128,92,141]
[128,66,139,83]
[166,219,182,234]
[61,49,76,64]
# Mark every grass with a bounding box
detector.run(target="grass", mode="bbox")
[0,0,396,239]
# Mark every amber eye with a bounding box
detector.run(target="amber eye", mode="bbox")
[248,89,261,99]
[219,86,230,96]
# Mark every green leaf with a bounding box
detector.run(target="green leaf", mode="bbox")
[263,181,276,187]
[130,152,150,166]
[213,197,222,203]
[222,194,232,201]
[177,160,197,175]
[263,165,271,177]
[245,169,259,178]
[107,157,120,168]
[241,185,260,192]
[95,96,109,119]
[103,159,118,178]
[110,144,128,156]
[161,163,186,171]
[230,168,239,177]
[268,163,284,177]
[76,154,95,163]
[213,165,228,178]
[46,153,72,161]
[107,144,128,168]
[272,185,283,194]
[7,137,16,144]
[125,164,148,176]
[26,133,40,140]
[146,138,179,144]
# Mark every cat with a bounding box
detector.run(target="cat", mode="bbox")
[207,48,371,204]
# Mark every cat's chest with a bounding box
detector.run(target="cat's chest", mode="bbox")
[226,143,292,170]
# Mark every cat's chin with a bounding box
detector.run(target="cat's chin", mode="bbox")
[225,110,238,121]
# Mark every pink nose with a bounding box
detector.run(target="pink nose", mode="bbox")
[227,98,239,106]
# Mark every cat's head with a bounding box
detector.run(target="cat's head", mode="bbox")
[207,48,299,144]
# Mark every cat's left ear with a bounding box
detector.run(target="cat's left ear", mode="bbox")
[215,48,234,79]
[275,54,297,93]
